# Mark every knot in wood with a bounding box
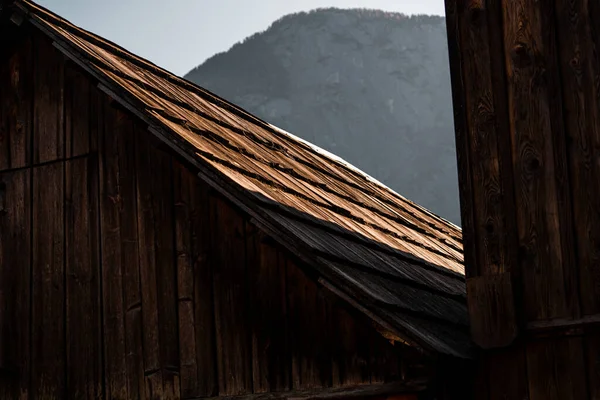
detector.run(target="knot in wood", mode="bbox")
[527,157,541,173]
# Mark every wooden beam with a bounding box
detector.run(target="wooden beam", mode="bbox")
[191,381,427,400]
[527,314,600,334]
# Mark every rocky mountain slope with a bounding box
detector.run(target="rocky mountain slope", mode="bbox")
[184,9,460,224]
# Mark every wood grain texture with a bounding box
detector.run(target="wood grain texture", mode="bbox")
[33,33,64,164]
[502,0,574,321]
[135,127,160,378]
[211,195,253,396]
[99,101,134,399]
[554,0,600,317]
[457,0,513,277]
[136,129,180,396]
[526,337,588,400]
[443,0,478,279]
[0,169,30,397]
[368,331,401,384]
[64,63,91,158]
[32,162,65,399]
[173,162,216,398]
[466,274,517,348]
[0,36,31,171]
[585,328,600,400]
[486,344,529,400]
[173,162,198,398]
[248,232,290,393]
[65,155,102,399]
[287,260,332,390]
[190,179,218,397]
[119,123,145,400]
[330,306,370,387]
[173,161,218,398]
[135,128,180,395]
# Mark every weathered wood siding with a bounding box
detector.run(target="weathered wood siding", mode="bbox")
[0,31,419,399]
[445,0,600,398]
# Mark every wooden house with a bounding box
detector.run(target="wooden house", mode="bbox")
[0,1,472,399]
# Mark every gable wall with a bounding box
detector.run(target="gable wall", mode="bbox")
[0,27,430,400]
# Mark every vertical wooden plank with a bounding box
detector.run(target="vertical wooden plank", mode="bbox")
[33,34,64,164]
[330,306,370,387]
[433,356,475,400]
[486,344,528,400]
[369,331,400,384]
[65,156,102,398]
[471,355,489,400]
[88,85,100,154]
[64,63,90,158]
[287,260,331,390]
[526,337,588,400]
[539,0,580,321]
[502,0,573,321]
[99,102,128,400]
[135,128,162,395]
[457,0,514,277]
[487,0,526,332]
[211,195,252,396]
[173,162,217,398]
[135,130,180,396]
[173,164,198,398]
[466,275,517,348]
[191,177,217,397]
[248,233,290,393]
[191,180,218,398]
[554,0,600,317]
[32,162,64,399]
[584,328,600,399]
[443,0,478,279]
[150,134,179,395]
[0,37,31,171]
[0,170,30,398]
[119,122,145,400]
[124,309,145,400]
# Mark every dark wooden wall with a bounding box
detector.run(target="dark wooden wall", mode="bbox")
[444,0,600,398]
[0,29,421,400]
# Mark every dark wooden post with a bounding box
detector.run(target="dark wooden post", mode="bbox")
[445,0,600,398]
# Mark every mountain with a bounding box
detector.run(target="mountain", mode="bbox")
[184,9,460,224]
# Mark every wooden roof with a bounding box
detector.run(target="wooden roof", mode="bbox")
[8,0,472,358]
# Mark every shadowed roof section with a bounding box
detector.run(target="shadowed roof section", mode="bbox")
[10,0,472,358]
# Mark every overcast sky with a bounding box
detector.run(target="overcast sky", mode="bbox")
[36,0,445,76]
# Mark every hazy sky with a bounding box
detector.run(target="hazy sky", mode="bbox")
[36,0,445,76]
